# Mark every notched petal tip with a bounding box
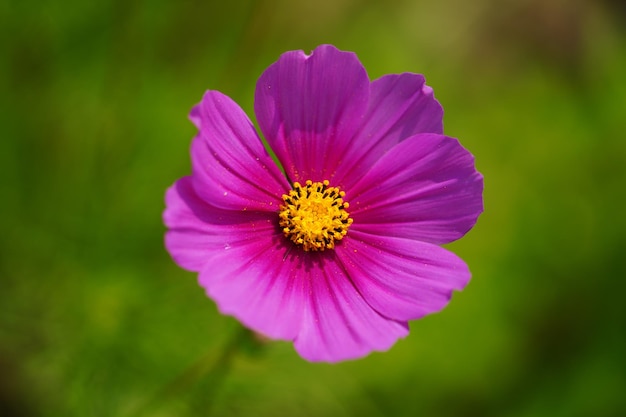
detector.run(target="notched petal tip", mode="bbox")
[301,44,353,59]
[254,43,370,182]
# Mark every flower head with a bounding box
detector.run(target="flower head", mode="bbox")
[164,45,483,362]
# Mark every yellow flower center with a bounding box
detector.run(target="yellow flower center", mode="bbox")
[279,180,353,252]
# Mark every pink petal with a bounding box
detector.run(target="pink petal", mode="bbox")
[190,90,289,211]
[293,253,409,362]
[254,44,369,183]
[336,231,471,322]
[348,133,483,245]
[164,177,276,272]
[332,73,444,189]
[199,235,308,342]
[199,234,409,361]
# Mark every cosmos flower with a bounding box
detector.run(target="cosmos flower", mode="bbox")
[164,45,483,362]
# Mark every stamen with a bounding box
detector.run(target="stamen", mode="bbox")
[278,180,353,251]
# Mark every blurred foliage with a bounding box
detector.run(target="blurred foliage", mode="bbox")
[1,0,626,416]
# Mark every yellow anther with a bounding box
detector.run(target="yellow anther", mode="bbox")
[278,180,353,251]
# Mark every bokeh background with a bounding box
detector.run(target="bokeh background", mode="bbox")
[2,0,626,416]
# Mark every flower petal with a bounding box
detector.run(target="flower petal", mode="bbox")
[199,234,409,361]
[254,44,369,182]
[293,253,409,362]
[199,234,308,342]
[336,231,470,322]
[332,73,444,188]
[164,176,276,272]
[190,90,289,211]
[348,133,483,244]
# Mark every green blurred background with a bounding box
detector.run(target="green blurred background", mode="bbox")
[2,0,625,416]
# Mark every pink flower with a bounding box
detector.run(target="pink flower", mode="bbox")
[163,45,483,362]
